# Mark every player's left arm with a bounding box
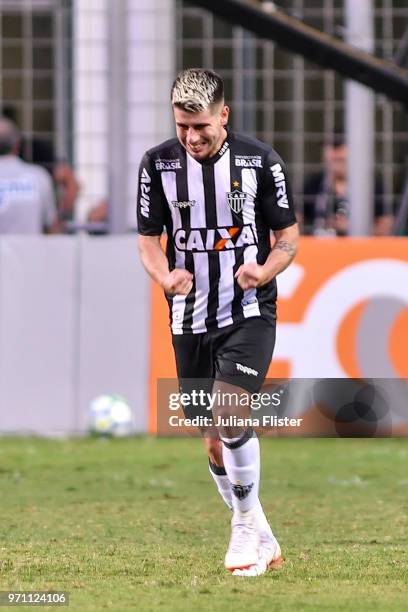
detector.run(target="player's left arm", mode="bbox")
[235,223,299,289]
[235,151,299,290]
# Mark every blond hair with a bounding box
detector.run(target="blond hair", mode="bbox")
[171,68,224,113]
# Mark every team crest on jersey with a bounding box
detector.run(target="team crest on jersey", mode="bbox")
[227,189,247,214]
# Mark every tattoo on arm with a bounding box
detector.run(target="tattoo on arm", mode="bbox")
[274,240,297,257]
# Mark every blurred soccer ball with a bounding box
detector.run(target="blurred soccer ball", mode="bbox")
[89,394,133,437]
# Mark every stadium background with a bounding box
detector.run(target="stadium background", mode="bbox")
[0,0,407,435]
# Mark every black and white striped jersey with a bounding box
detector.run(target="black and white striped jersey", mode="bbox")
[137,130,297,335]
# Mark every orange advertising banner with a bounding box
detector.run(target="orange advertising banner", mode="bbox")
[148,237,408,434]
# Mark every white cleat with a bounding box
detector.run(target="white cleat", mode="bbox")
[259,529,283,568]
[224,509,260,572]
[232,530,283,577]
[232,561,267,577]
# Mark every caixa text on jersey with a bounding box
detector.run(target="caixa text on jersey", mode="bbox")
[174,225,257,252]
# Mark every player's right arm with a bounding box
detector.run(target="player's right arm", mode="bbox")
[138,236,193,296]
[137,152,193,296]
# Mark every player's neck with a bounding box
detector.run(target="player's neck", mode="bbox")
[210,127,228,158]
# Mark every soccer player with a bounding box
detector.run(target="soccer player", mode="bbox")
[137,68,298,576]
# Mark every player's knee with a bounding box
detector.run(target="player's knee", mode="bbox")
[203,436,223,466]
[211,402,232,422]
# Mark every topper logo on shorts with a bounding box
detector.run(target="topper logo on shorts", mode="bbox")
[140,168,151,218]
[174,225,257,252]
[270,163,289,208]
[236,362,259,377]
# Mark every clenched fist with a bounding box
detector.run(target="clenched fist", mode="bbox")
[162,268,193,296]
[234,263,268,290]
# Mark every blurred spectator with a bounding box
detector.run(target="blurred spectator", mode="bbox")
[303,134,394,236]
[22,141,80,224]
[87,200,108,225]
[2,104,80,224]
[0,117,61,234]
[53,162,80,222]
[86,200,109,235]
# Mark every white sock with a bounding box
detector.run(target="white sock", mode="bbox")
[208,461,232,510]
[221,429,260,513]
[253,500,272,534]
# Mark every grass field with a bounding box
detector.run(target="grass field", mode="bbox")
[0,436,407,611]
